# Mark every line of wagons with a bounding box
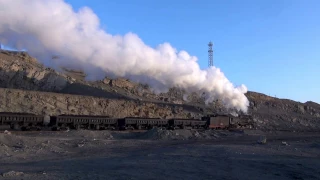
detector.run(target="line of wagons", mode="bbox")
[0,112,252,131]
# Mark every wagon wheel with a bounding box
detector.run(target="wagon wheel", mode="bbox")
[51,126,60,131]
[75,124,80,130]
[11,123,20,130]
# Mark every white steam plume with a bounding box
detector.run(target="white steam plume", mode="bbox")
[0,0,249,112]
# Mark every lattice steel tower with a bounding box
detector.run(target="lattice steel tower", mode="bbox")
[208,41,213,67]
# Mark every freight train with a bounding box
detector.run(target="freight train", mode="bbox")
[0,112,253,131]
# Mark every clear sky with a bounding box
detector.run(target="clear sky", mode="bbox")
[11,0,320,103]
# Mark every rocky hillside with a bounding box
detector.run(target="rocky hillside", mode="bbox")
[246,92,320,131]
[0,50,319,131]
[0,88,196,119]
[0,50,67,91]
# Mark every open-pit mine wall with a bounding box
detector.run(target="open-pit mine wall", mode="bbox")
[0,88,195,118]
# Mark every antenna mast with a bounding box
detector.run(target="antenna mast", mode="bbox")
[208,41,213,67]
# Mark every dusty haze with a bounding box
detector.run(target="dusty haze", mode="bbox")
[0,0,249,112]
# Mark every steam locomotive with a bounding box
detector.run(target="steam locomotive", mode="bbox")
[0,112,253,131]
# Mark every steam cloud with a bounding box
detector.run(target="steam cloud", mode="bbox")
[0,0,249,112]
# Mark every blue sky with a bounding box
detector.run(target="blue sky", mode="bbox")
[8,0,320,103]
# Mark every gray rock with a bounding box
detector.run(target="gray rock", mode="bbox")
[257,136,267,144]
[282,141,289,146]
[3,130,11,135]
[296,105,305,114]
[2,171,24,177]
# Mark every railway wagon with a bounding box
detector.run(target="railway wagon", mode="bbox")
[233,115,254,128]
[0,112,44,130]
[118,117,168,130]
[202,114,231,129]
[49,115,118,130]
[168,118,207,130]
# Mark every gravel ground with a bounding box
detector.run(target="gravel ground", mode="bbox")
[0,128,320,180]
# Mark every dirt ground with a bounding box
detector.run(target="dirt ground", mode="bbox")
[0,128,320,180]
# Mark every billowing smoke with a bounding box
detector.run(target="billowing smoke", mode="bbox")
[0,0,249,112]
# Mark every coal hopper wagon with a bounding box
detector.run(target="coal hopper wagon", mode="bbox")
[0,112,45,130]
[49,115,119,130]
[118,117,169,130]
[168,118,207,130]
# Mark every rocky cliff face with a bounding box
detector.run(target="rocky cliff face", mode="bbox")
[0,88,197,119]
[246,92,320,131]
[0,51,68,92]
[0,50,319,131]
